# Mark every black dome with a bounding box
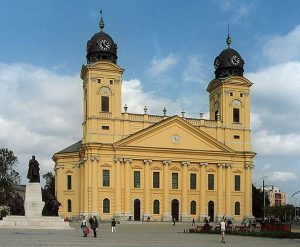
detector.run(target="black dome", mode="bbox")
[214,47,244,79]
[86,31,118,64]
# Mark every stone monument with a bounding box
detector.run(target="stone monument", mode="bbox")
[0,156,70,229]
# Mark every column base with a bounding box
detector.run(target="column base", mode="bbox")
[114,212,123,222]
[123,212,133,221]
[162,213,172,221]
[244,215,255,221]
[143,214,152,221]
[180,213,190,222]
[199,214,208,222]
[90,212,100,218]
[216,214,225,222]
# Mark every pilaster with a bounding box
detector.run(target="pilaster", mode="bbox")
[216,163,224,221]
[181,161,190,222]
[143,159,152,220]
[225,164,232,218]
[123,158,132,220]
[162,160,172,221]
[114,157,123,219]
[199,162,208,221]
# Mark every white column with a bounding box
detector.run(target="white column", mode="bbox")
[124,158,132,220]
[216,164,224,221]
[114,157,123,219]
[143,159,152,220]
[163,160,172,221]
[181,161,190,221]
[199,163,207,221]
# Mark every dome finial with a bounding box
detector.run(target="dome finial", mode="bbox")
[99,9,105,30]
[226,24,232,48]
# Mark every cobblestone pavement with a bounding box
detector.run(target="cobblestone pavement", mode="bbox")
[0,222,299,247]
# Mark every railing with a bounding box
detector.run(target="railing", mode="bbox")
[128,113,145,121]
[204,120,218,127]
[148,115,164,123]
[99,112,112,118]
[186,118,201,126]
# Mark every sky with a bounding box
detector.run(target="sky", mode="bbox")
[0,0,300,204]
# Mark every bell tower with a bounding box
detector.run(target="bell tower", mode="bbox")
[207,34,253,151]
[81,12,124,144]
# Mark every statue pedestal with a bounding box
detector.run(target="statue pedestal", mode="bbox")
[24,183,44,217]
[0,183,70,229]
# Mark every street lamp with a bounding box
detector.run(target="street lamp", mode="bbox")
[292,191,300,221]
[263,176,268,220]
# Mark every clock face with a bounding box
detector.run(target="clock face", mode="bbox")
[214,58,220,69]
[98,39,111,51]
[171,134,180,144]
[230,55,240,66]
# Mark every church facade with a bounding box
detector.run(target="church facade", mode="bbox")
[53,17,255,222]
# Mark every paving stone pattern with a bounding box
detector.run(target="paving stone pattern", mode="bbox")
[0,222,299,247]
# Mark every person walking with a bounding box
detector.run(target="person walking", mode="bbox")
[220,218,226,243]
[80,216,87,237]
[192,218,196,226]
[173,217,176,226]
[111,218,116,233]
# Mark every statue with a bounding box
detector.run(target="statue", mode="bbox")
[42,193,61,216]
[27,155,40,183]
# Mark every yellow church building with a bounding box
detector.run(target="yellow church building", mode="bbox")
[53,16,255,222]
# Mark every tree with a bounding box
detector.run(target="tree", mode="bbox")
[0,148,20,204]
[252,184,270,218]
[42,172,55,200]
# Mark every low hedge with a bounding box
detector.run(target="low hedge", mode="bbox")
[189,229,300,239]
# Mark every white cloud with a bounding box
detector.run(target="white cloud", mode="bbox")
[263,25,300,63]
[148,53,178,76]
[122,79,181,116]
[0,63,82,184]
[182,55,208,84]
[268,171,297,182]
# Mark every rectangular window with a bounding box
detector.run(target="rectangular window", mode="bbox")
[67,199,72,212]
[67,175,72,190]
[102,125,109,130]
[234,135,240,139]
[134,171,140,188]
[190,173,196,189]
[172,173,178,189]
[103,170,110,187]
[153,172,160,188]
[235,175,240,191]
[101,96,109,112]
[233,108,240,122]
[208,174,214,190]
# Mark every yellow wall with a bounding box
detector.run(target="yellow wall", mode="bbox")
[53,60,255,222]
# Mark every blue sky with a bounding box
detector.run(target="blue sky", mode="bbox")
[1,0,300,204]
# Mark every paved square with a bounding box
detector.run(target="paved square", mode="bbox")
[0,223,299,247]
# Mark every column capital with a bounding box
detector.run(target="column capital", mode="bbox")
[90,156,99,162]
[124,158,132,164]
[181,161,190,167]
[245,163,254,169]
[114,157,123,162]
[218,163,226,168]
[199,162,208,167]
[224,163,232,168]
[144,159,152,165]
[162,160,171,166]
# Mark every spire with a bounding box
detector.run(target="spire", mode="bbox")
[226,24,231,48]
[99,9,105,30]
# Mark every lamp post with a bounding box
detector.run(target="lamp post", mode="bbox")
[263,176,268,220]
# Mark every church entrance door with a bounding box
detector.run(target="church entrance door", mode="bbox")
[134,199,140,221]
[171,199,179,221]
[208,201,214,222]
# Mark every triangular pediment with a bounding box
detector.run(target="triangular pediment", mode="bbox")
[114,116,234,154]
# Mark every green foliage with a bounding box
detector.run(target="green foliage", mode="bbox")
[252,184,270,218]
[265,204,296,221]
[42,172,55,198]
[0,148,20,204]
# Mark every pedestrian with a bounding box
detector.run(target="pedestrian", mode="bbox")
[173,217,176,226]
[220,218,226,243]
[80,216,87,237]
[89,216,98,238]
[192,218,196,226]
[111,218,116,232]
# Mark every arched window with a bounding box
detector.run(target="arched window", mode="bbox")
[235,201,240,215]
[67,199,72,212]
[153,200,160,214]
[103,198,110,213]
[99,86,112,112]
[190,201,196,215]
[232,99,241,123]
